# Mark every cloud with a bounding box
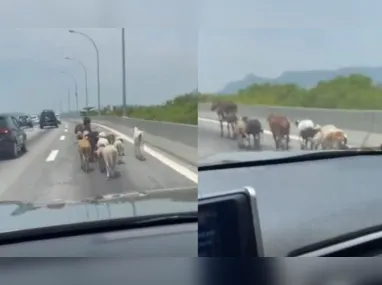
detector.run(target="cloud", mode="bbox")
[198,27,382,92]
[0,26,197,113]
[0,0,199,113]
[2,0,381,103]
[0,0,199,28]
[201,0,382,29]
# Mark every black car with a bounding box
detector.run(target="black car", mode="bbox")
[0,114,27,158]
[40,110,59,129]
[18,115,33,128]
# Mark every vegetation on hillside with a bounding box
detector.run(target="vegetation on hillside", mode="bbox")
[199,74,382,110]
[88,93,197,125]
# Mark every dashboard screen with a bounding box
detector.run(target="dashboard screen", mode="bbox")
[198,192,260,257]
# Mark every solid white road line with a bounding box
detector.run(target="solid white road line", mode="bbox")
[60,135,65,141]
[93,123,198,184]
[46,150,59,162]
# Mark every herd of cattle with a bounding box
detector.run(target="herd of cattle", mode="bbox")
[75,125,145,179]
[211,101,349,151]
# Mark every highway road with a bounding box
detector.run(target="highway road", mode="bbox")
[0,122,196,204]
[198,110,382,161]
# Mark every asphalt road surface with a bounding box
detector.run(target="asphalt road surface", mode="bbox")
[198,110,382,161]
[0,122,196,204]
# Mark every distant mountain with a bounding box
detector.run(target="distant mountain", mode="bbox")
[218,66,382,94]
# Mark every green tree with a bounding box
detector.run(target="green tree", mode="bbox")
[88,93,197,125]
[198,74,382,110]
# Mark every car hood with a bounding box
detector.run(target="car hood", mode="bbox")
[0,187,197,233]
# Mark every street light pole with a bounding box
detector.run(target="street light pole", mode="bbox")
[69,29,101,115]
[61,71,78,112]
[65,57,89,108]
[121,28,127,117]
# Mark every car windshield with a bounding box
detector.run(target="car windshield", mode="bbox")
[0,117,7,128]
[198,32,381,165]
[0,25,197,233]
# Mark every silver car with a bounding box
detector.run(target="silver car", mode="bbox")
[30,114,39,125]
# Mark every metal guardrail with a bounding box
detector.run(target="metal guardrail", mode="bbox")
[65,115,197,166]
[198,103,381,133]
[97,116,197,148]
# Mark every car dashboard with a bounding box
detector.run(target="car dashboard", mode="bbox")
[198,152,382,257]
[0,221,197,284]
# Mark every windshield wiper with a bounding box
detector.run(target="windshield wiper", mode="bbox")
[199,149,382,171]
[128,213,197,226]
[0,212,197,245]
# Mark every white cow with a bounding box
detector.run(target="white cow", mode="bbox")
[97,132,110,148]
[295,119,319,149]
[312,125,348,150]
[133,127,145,161]
[96,144,118,178]
[113,136,125,162]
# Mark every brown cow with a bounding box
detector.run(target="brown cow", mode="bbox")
[78,133,92,172]
[267,114,290,150]
[323,129,348,150]
[211,101,238,138]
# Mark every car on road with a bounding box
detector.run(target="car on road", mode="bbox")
[0,114,27,158]
[18,115,33,128]
[30,114,39,125]
[55,113,61,124]
[39,110,59,129]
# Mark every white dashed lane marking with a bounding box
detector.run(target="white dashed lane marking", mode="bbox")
[59,135,65,141]
[46,150,59,162]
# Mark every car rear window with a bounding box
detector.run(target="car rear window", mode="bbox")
[42,112,55,117]
[0,117,8,128]
[19,116,27,120]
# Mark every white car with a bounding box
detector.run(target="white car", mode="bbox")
[30,114,39,125]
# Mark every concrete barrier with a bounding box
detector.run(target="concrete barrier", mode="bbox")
[199,103,381,133]
[69,115,197,166]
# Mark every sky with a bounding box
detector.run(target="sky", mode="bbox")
[0,0,382,111]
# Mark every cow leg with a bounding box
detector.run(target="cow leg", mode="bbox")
[106,164,111,178]
[219,120,223,137]
[286,135,290,150]
[271,133,277,149]
[139,139,146,160]
[84,155,89,172]
[237,135,242,148]
[226,122,231,138]
[275,136,280,150]
[79,152,84,170]
[300,137,305,150]
[99,156,106,173]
